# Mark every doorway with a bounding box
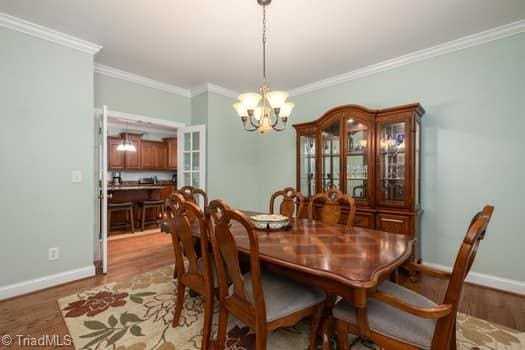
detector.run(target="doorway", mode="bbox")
[94,107,206,273]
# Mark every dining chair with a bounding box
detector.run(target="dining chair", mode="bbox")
[177,185,208,208]
[269,187,305,218]
[307,189,356,226]
[330,205,494,350]
[207,199,326,350]
[163,192,214,350]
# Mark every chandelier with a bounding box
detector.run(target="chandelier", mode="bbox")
[117,122,137,152]
[232,0,294,133]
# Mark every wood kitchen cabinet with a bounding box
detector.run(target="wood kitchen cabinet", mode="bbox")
[140,140,168,170]
[293,103,425,260]
[108,137,125,169]
[108,135,177,171]
[140,140,157,169]
[121,133,141,169]
[164,137,177,170]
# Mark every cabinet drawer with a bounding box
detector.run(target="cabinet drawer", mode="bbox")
[376,213,410,235]
[353,212,375,228]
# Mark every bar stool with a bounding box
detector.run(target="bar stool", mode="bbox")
[108,202,135,233]
[136,200,165,231]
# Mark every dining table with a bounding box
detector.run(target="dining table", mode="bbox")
[191,210,414,337]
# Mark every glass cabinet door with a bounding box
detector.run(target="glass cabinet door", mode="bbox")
[299,134,316,197]
[321,121,341,191]
[377,120,408,206]
[346,119,370,201]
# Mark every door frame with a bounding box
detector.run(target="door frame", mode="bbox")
[94,107,187,273]
[177,124,207,192]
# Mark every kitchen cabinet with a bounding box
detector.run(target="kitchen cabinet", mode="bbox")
[164,137,177,170]
[140,140,158,169]
[293,103,425,260]
[108,137,125,169]
[140,140,168,170]
[108,135,177,171]
[121,133,141,169]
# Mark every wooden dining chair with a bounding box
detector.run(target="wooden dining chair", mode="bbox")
[308,189,356,226]
[330,205,494,350]
[207,199,326,350]
[177,185,208,208]
[163,193,214,350]
[269,187,305,219]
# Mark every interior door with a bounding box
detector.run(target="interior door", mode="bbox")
[99,106,109,273]
[177,125,206,205]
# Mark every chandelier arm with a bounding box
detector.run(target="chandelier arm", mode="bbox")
[248,113,260,128]
[270,112,281,127]
[242,119,259,132]
[272,122,287,132]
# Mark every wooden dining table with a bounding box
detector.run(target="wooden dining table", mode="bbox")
[192,210,414,336]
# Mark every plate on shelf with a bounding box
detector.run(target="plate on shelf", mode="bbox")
[250,214,290,231]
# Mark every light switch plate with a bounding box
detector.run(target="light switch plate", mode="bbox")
[48,247,59,261]
[72,170,82,183]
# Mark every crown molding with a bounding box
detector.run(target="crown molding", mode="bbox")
[0,12,102,54]
[289,20,525,96]
[190,82,239,99]
[94,64,191,98]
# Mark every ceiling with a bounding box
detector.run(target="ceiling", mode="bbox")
[1,0,524,92]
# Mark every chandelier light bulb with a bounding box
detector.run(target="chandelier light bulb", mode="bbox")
[238,93,262,111]
[279,102,295,118]
[233,102,248,117]
[265,91,288,109]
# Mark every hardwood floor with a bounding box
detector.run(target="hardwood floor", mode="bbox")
[0,233,173,350]
[0,232,523,350]
[400,271,525,331]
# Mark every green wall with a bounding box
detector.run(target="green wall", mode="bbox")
[254,33,525,281]
[94,73,191,124]
[192,92,261,211]
[0,27,95,285]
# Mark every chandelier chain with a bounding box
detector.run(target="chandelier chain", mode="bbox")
[262,4,267,82]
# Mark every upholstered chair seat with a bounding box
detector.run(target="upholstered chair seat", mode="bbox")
[239,272,326,322]
[333,280,437,349]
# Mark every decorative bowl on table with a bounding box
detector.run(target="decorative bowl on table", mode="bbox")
[250,214,289,230]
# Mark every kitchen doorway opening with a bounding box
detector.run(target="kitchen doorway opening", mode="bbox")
[94,107,206,274]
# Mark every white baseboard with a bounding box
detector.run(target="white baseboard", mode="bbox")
[0,265,95,300]
[423,262,525,296]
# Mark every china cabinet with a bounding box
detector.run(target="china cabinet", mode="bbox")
[294,103,425,260]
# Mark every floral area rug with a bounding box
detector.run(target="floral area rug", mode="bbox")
[58,265,525,350]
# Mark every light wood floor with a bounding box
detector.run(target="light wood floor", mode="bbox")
[0,232,523,350]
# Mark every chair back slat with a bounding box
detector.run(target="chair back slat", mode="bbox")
[178,186,209,208]
[269,187,305,218]
[164,193,212,291]
[432,205,494,349]
[308,189,356,226]
[208,199,266,322]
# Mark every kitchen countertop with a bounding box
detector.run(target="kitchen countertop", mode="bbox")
[108,184,175,191]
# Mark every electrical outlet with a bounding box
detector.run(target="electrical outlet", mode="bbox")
[48,247,59,261]
[72,170,82,183]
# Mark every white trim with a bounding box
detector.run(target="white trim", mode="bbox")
[190,82,239,99]
[289,20,525,96]
[0,12,101,54]
[93,108,186,129]
[94,64,191,98]
[0,265,95,300]
[423,262,525,296]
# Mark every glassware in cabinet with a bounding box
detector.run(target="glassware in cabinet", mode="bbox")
[321,121,340,191]
[377,121,407,204]
[299,134,316,197]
